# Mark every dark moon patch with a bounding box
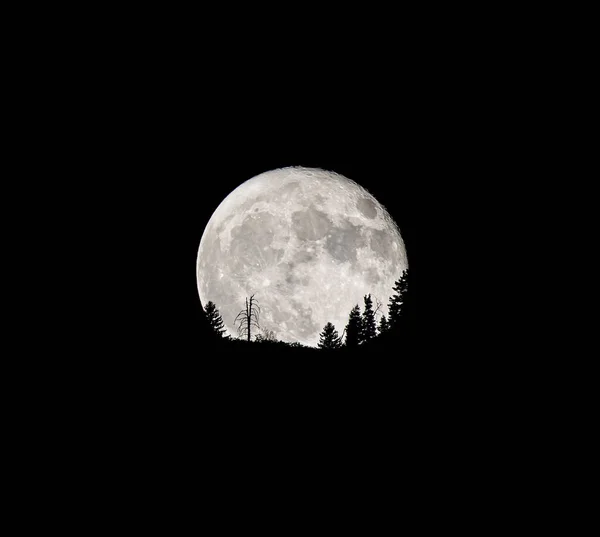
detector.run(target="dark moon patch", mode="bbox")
[221,210,290,275]
[369,228,394,258]
[325,222,367,263]
[278,181,300,200]
[230,224,272,253]
[292,249,317,265]
[357,197,377,219]
[229,212,283,261]
[285,272,310,286]
[291,206,332,241]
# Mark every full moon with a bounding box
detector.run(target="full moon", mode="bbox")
[197,167,408,347]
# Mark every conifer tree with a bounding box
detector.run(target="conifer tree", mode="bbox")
[204,300,227,338]
[318,322,342,349]
[388,269,409,327]
[362,294,377,342]
[345,304,363,347]
[378,314,390,335]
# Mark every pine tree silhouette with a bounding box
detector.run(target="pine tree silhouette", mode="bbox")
[388,269,409,327]
[362,294,377,342]
[318,322,342,349]
[204,300,227,338]
[378,314,390,335]
[345,304,363,347]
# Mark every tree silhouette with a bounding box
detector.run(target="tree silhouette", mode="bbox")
[388,269,409,327]
[345,304,363,347]
[318,322,342,349]
[234,294,261,342]
[204,300,227,338]
[362,294,377,342]
[378,314,390,335]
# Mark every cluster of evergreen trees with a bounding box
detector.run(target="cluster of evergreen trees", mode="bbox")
[203,269,409,350]
[317,269,409,349]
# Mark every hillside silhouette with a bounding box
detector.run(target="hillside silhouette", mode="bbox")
[198,269,415,360]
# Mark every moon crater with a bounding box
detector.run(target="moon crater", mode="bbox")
[325,223,366,264]
[357,197,377,219]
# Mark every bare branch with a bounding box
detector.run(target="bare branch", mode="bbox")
[234,294,262,341]
[373,297,383,319]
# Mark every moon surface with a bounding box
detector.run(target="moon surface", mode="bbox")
[197,167,408,347]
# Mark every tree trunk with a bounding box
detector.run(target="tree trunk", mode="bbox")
[247,308,251,342]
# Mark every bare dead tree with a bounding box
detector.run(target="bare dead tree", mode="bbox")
[234,294,261,342]
[373,297,384,320]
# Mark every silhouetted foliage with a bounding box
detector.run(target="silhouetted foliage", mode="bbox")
[235,295,261,342]
[287,341,308,348]
[255,329,277,342]
[362,294,377,342]
[388,269,409,327]
[318,322,342,349]
[198,270,413,356]
[345,304,363,347]
[204,300,227,338]
[378,314,390,335]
